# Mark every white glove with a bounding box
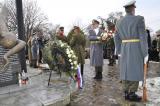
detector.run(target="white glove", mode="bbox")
[144,55,149,64]
[97,36,101,40]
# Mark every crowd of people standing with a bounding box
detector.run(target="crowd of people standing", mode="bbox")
[25,0,160,103]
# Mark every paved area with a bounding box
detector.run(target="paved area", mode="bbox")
[0,65,76,106]
[0,59,160,106]
[69,59,160,106]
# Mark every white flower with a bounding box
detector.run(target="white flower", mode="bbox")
[73,61,77,65]
[58,41,62,45]
[66,50,70,55]
[101,32,108,41]
[71,66,74,69]
[61,43,64,47]
[70,54,73,58]
[70,50,74,54]
[68,54,71,58]
[73,55,76,58]
[69,59,72,62]
[66,48,69,51]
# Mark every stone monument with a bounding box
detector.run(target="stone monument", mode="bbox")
[0,3,26,87]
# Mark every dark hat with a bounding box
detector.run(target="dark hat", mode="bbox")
[92,19,100,24]
[73,26,80,30]
[123,0,136,8]
[59,27,64,30]
[59,27,64,31]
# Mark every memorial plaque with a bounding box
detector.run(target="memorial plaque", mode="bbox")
[0,46,20,87]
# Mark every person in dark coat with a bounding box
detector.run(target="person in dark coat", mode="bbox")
[37,31,44,64]
[31,34,39,68]
[146,29,152,63]
[151,38,159,61]
[146,29,151,50]
[114,0,148,101]
[157,32,160,61]
[88,19,103,80]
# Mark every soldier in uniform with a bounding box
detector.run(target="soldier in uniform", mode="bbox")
[107,35,115,66]
[114,0,148,101]
[88,19,103,80]
[68,26,86,77]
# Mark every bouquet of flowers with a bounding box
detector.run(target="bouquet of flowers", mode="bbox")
[100,32,109,42]
[100,30,114,42]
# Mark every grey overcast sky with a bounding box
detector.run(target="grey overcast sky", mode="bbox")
[37,0,160,33]
[1,0,160,33]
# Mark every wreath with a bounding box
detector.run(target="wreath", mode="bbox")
[43,40,78,78]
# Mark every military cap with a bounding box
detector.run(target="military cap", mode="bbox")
[60,26,64,29]
[74,26,78,29]
[59,27,64,31]
[92,19,100,24]
[123,0,136,8]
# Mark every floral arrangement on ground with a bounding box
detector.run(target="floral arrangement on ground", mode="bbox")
[43,40,78,78]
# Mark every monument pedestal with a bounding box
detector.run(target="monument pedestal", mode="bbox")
[0,46,20,87]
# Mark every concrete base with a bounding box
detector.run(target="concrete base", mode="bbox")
[0,65,77,106]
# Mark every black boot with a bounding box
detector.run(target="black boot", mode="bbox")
[127,92,142,102]
[97,71,102,79]
[94,73,102,80]
[32,59,38,68]
[93,67,98,79]
[93,72,98,79]
[94,67,102,80]
[123,91,129,100]
[108,63,113,66]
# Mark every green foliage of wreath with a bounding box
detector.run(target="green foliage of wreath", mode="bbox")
[43,39,78,75]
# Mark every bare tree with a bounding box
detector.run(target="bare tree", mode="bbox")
[5,0,17,32]
[5,0,48,41]
[106,12,123,30]
[71,19,88,33]
[47,24,60,40]
[5,0,48,64]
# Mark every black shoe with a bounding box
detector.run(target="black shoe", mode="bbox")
[108,63,113,66]
[98,72,102,79]
[93,72,99,79]
[33,66,38,68]
[93,76,98,79]
[93,73,102,80]
[94,78,102,81]
[127,92,142,102]
[123,91,129,100]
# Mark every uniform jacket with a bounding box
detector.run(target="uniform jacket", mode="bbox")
[114,14,148,81]
[68,33,86,64]
[88,28,103,66]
